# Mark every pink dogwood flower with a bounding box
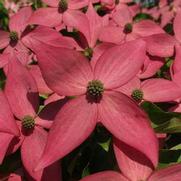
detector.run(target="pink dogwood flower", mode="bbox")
[117,77,181,103]
[99,4,164,43]
[159,0,181,27]
[0,25,80,68]
[0,7,33,65]
[141,0,180,27]
[138,55,164,79]
[29,0,90,31]
[21,25,80,51]
[100,0,139,12]
[80,138,181,181]
[3,57,62,181]
[141,0,171,27]
[31,40,158,171]
[143,33,176,57]
[4,0,33,16]
[99,4,175,57]
[69,3,109,59]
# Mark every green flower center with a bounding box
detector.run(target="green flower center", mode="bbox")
[22,115,35,129]
[9,31,19,42]
[123,23,133,34]
[131,89,143,102]
[58,0,68,12]
[84,47,93,59]
[87,80,104,102]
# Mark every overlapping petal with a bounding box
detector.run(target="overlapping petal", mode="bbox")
[133,20,164,37]
[0,91,19,135]
[144,34,175,57]
[22,25,79,50]
[36,96,97,170]
[98,91,158,167]
[114,139,154,181]
[21,127,61,181]
[112,4,132,26]
[94,40,146,89]
[0,133,14,164]
[86,3,103,47]
[174,10,181,43]
[28,65,53,94]
[148,164,181,181]
[141,79,181,102]
[34,43,93,96]
[5,56,39,119]
[0,30,9,49]
[63,10,89,40]
[9,7,33,35]
[29,8,61,27]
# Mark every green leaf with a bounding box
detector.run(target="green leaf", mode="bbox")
[158,149,181,168]
[0,150,21,173]
[37,105,45,114]
[0,1,8,15]
[155,118,181,133]
[39,93,49,99]
[31,0,44,10]
[81,164,90,178]
[0,69,6,90]
[0,1,9,30]
[170,144,181,162]
[171,143,181,150]
[89,144,115,173]
[133,13,153,22]
[141,101,181,127]
[98,139,111,152]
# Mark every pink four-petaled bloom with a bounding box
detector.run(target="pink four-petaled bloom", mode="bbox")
[31,39,158,171]
[117,76,181,103]
[2,56,62,181]
[29,0,91,31]
[0,7,33,65]
[99,4,164,43]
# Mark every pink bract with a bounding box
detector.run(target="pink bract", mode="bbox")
[3,56,62,181]
[117,77,181,103]
[30,40,158,171]
[28,0,90,32]
[0,7,33,65]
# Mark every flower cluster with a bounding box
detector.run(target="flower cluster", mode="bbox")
[0,0,181,180]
